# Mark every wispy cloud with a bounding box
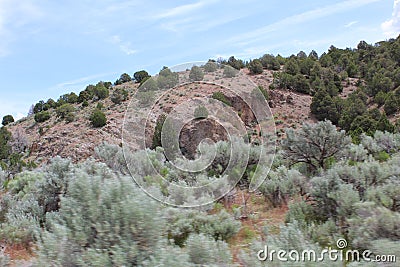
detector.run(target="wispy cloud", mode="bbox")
[154,0,225,32]
[227,0,383,46]
[345,21,359,27]
[52,72,117,91]
[153,0,216,19]
[103,1,140,14]
[0,0,43,56]
[159,15,242,33]
[110,35,137,55]
[160,17,197,32]
[382,0,400,37]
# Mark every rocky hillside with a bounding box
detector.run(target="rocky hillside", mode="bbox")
[6,65,367,166]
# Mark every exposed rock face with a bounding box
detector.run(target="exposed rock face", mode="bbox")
[226,95,256,126]
[179,118,228,159]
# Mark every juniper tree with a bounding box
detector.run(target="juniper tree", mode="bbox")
[248,59,263,74]
[133,70,150,83]
[1,115,14,126]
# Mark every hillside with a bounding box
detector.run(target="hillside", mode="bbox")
[5,68,314,165]
[1,36,400,266]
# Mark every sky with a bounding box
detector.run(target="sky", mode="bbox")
[0,0,399,120]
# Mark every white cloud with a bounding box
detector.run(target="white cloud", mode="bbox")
[227,0,383,46]
[345,21,358,27]
[110,35,137,55]
[382,0,400,38]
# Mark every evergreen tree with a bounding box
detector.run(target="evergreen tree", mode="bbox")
[133,70,150,83]
[310,90,340,124]
[248,59,263,74]
[90,109,107,127]
[2,115,14,126]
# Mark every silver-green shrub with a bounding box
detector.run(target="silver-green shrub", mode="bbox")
[282,120,351,173]
[36,164,166,266]
[239,222,342,266]
[185,233,235,266]
[165,208,240,246]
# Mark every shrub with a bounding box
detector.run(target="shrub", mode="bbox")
[204,61,218,72]
[2,115,14,126]
[348,203,400,250]
[189,66,204,81]
[152,114,166,149]
[227,56,245,70]
[140,77,158,91]
[33,100,45,114]
[258,166,304,207]
[193,105,208,119]
[78,89,92,102]
[293,73,310,94]
[166,209,240,246]
[239,222,338,267]
[310,89,340,124]
[282,120,351,172]
[157,67,179,89]
[89,109,107,127]
[273,72,294,89]
[82,100,89,107]
[56,103,75,120]
[93,82,109,100]
[111,88,129,104]
[248,59,263,74]
[0,168,6,191]
[134,70,150,83]
[58,92,78,104]
[284,58,300,75]
[223,66,238,78]
[374,91,387,107]
[115,73,132,85]
[34,111,51,123]
[0,253,10,266]
[136,91,155,107]
[185,234,233,266]
[212,92,232,106]
[96,102,104,110]
[0,193,41,246]
[384,92,398,115]
[36,170,167,266]
[260,54,281,70]
[65,112,75,123]
[45,98,57,110]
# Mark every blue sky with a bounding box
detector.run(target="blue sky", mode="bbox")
[0,0,399,120]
